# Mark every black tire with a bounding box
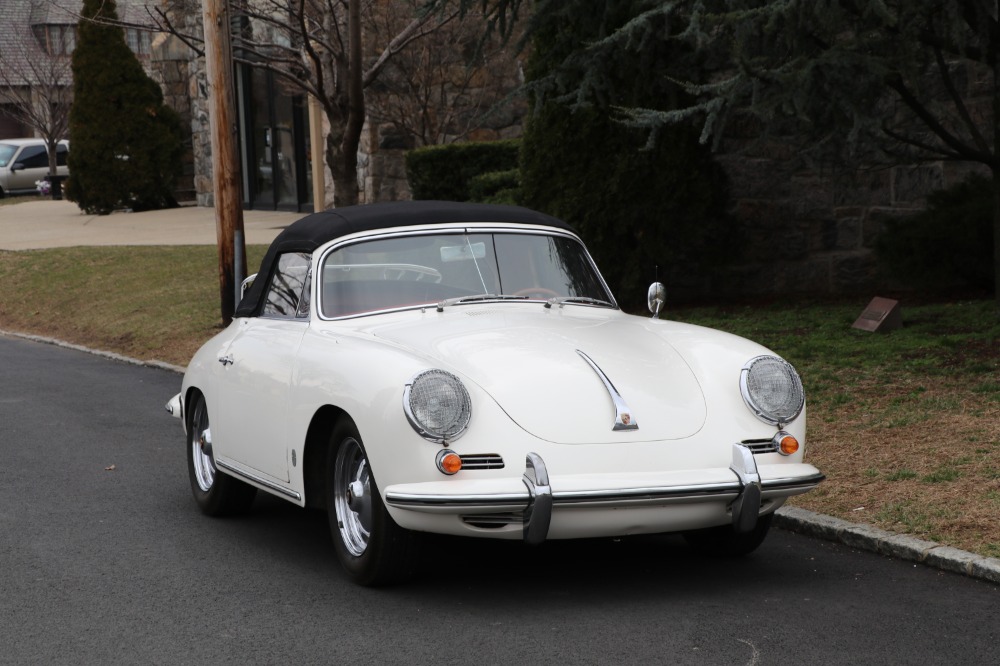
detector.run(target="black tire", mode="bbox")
[682,513,773,557]
[327,417,420,586]
[186,393,257,516]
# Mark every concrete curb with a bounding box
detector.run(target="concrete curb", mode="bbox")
[4,328,999,586]
[775,506,1000,585]
[0,329,186,374]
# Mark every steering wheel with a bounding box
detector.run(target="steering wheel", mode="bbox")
[513,287,561,299]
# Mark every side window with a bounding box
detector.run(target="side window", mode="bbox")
[56,144,68,167]
[261,252,312,319]
[17,145,47,169]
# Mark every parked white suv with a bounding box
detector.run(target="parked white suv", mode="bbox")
[0,138,69,197]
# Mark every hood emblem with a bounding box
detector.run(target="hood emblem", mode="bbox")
[576,350,639,432]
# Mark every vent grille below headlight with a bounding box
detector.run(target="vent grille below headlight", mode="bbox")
[459,454,505,469]
[742,439,778,454]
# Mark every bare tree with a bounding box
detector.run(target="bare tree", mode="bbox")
[0,1,74,188]
[365,0,524,149]
[146,0,517,207]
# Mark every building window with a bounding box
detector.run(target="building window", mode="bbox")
[33,24,76,56]
[126,29,151,56]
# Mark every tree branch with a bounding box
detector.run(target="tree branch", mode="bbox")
[884,72,993,165]
[933,43,990,154]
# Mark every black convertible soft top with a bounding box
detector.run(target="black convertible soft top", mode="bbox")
[235,200,574,318]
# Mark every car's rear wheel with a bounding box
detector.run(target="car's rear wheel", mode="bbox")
[186,393,257,516]
[682,513,773,557]
[327,418,419,586]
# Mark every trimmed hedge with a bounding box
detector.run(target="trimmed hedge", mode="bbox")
[405,140,520,201]
[468,168,520,204]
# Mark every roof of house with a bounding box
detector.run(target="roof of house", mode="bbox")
[0,1,152,88]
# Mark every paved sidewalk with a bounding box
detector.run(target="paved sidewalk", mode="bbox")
[0,199,303,250]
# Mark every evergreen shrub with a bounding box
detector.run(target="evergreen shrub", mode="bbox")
[66,0,183,214]
[405,140,520,201]
[521,105,733,309]
[876,174,994,292]
[518,0,735,309]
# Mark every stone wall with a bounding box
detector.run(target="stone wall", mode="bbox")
[713,155,986,298]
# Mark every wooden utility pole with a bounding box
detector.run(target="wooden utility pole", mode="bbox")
[202,0,246,325]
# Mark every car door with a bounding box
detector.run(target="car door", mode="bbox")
[10,144,49,192]
[214,252,312,482]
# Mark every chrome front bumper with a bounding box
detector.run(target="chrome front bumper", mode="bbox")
[385,443,825,545]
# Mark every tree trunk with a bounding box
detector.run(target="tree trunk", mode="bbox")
[325,0,366,209]
[327,121,360,208]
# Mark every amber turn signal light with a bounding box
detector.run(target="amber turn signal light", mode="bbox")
[774,432,799,456]
[436,449,462,475]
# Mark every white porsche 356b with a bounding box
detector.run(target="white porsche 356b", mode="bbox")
[167,201,823,585]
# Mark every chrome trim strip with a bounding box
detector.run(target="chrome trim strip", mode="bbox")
[315,225,618,321]
[576,350,639,431]
[384,492,529,509]
[385,482,742,510]
[551,482,742,505]
[760,473,826,491]
[385,473,824,512]
[215,459,302,501]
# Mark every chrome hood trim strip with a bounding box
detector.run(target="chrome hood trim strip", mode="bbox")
[576,350,639,431]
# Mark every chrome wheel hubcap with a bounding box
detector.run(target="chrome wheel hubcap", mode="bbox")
[334,437,372,557]
[190,403,215,492]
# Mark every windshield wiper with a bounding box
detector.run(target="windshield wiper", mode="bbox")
[544,296,615,309]
[436,293,528,312]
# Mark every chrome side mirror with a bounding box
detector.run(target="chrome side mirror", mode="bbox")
[647,282,666,319]
[240,273,257,301]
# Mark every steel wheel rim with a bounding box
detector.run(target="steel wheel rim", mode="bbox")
[190,400,215,492]
[334,437,372,557]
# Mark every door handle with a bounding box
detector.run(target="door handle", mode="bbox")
[218,355,234,366]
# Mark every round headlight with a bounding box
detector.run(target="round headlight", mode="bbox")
[403,369,472,442]
[740,355,805,426]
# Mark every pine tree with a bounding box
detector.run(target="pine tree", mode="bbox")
[513,0,1000,302]
[66,0,182,214]
[520,0,732,307]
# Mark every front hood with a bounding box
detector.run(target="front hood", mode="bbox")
[363,306,707,444]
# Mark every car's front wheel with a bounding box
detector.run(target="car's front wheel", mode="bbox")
[682,513,773,557]
[327,418,420,586]
[186,393,257,516]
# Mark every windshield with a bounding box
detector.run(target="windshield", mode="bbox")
[320,231,612,318]
[0,144,16,167]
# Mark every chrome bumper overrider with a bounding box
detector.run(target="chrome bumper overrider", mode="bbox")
[385,443,825,545]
